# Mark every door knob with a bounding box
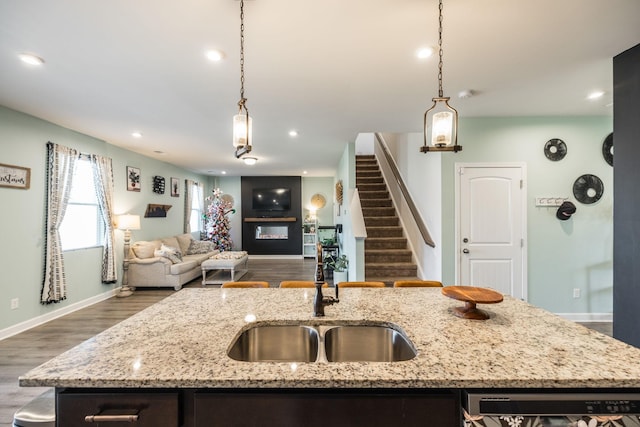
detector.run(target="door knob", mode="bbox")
[462,249,469,254]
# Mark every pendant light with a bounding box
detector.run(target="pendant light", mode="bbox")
[421,0,462,153]
[233,0,253,158]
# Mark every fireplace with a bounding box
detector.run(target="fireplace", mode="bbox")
[241,176,302,255]
[255,225,289,240]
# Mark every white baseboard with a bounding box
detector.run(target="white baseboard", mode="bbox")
[0,288,118,341]
[248,255,304,259]
[556,312,613,323]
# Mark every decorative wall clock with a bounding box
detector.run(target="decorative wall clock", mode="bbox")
[152,176,165,194]
[602,132,613,166]
[544,138,567,161]
[573,174,604,205]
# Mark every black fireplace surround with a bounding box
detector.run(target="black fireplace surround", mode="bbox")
[241,176,303,255]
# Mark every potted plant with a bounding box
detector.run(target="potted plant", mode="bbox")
[325,254,348,285]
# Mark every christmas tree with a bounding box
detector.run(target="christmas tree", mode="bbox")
[204,188,235,251]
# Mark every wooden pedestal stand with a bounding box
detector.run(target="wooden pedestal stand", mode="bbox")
[441,286,503,320]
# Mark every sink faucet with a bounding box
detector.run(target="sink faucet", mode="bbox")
[313,247,339,317]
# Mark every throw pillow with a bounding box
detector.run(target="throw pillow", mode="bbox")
[161,237,181,252]
[132,241,160,259]
[155,244,183,264]
[187,240,217,255]
[176,233,194,255]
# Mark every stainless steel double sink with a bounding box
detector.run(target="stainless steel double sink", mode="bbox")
[227,322,417,363]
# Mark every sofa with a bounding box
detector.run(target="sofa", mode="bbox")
[127,233,219,290]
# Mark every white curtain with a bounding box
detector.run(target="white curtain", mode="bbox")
[42,142,79,303]
[184,179,195,233]
[91,154,117,283]
[184,180,202,233]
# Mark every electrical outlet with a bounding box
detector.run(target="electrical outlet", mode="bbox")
[10,298,19,310]
[573,288,581,299]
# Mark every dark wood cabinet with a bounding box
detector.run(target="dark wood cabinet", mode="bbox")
[193,389,459,427]
[57,390,179,427]
[56,388,459,427]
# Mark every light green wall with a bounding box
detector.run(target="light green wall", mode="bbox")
[302,177,334,227]
[439,116,613,314]
[0,106,207,332]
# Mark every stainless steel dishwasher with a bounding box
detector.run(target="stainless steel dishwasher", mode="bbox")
[463,391,640,426]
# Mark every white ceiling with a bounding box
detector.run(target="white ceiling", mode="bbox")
[1,1,638,177]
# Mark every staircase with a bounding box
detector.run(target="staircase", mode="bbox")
[356,155,419,285]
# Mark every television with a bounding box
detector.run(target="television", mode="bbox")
[252,187,291,211]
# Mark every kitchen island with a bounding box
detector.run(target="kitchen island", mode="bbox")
[20,288,640,426]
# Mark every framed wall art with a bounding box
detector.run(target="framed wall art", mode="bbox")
[0,163,31,189]
[127,166,141,192]
[170,177,180,197]
[152,176,165,194]
[145,204,172,218]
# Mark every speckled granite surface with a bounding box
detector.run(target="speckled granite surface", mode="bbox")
[19,288,640,389]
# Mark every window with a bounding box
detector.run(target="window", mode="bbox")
[59,158,104,250]
[189,182,203,233]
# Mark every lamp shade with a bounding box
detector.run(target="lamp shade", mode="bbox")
[425,97,457,148]
[232,113,252,148]
[116,214,141,231]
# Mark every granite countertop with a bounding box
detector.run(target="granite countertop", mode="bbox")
[19,288,640,389]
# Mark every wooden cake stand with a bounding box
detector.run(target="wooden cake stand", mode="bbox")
[441,286,503,320]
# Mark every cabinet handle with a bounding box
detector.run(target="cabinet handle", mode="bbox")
[84,414,139,423]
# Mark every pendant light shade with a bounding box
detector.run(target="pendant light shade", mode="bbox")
[422,96,460,152]
[420,0,462,154]
[233,110,252,149]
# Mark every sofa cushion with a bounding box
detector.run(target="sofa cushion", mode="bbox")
[155,244,183,264]
[161,237,182,254]
[187,239,217,255]
[184,251,219,265]
[132,240,161,259]
[170,260,198,275]
[176,233,194,255]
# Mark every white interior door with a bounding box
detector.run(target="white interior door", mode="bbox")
[457,164,527,299]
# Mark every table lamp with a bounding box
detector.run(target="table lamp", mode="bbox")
[116,214,141,298]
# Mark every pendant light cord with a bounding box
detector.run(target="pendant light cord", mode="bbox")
[238,0,247,112]
[437,0,444,98]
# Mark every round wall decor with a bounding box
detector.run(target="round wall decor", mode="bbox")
[310,193,326,209]
[573,174,604,205]
[221,193,235,207]
[602,132,613,166]
[544,138,567,161]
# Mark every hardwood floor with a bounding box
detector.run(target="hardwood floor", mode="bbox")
[0,258,316,425]
[0,257,611,424]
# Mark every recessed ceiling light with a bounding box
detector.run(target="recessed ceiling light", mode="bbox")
[205,49,225,62]
[416,47,435,59]
[243,157,257,165]
[303,170,308,175]
[587,91,605,100]
[221,171,227,175]
[132,132,142,138]
[19,53,45,66]
[289,130,298,137]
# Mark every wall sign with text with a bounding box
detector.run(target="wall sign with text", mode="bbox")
[0,163,31,189]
